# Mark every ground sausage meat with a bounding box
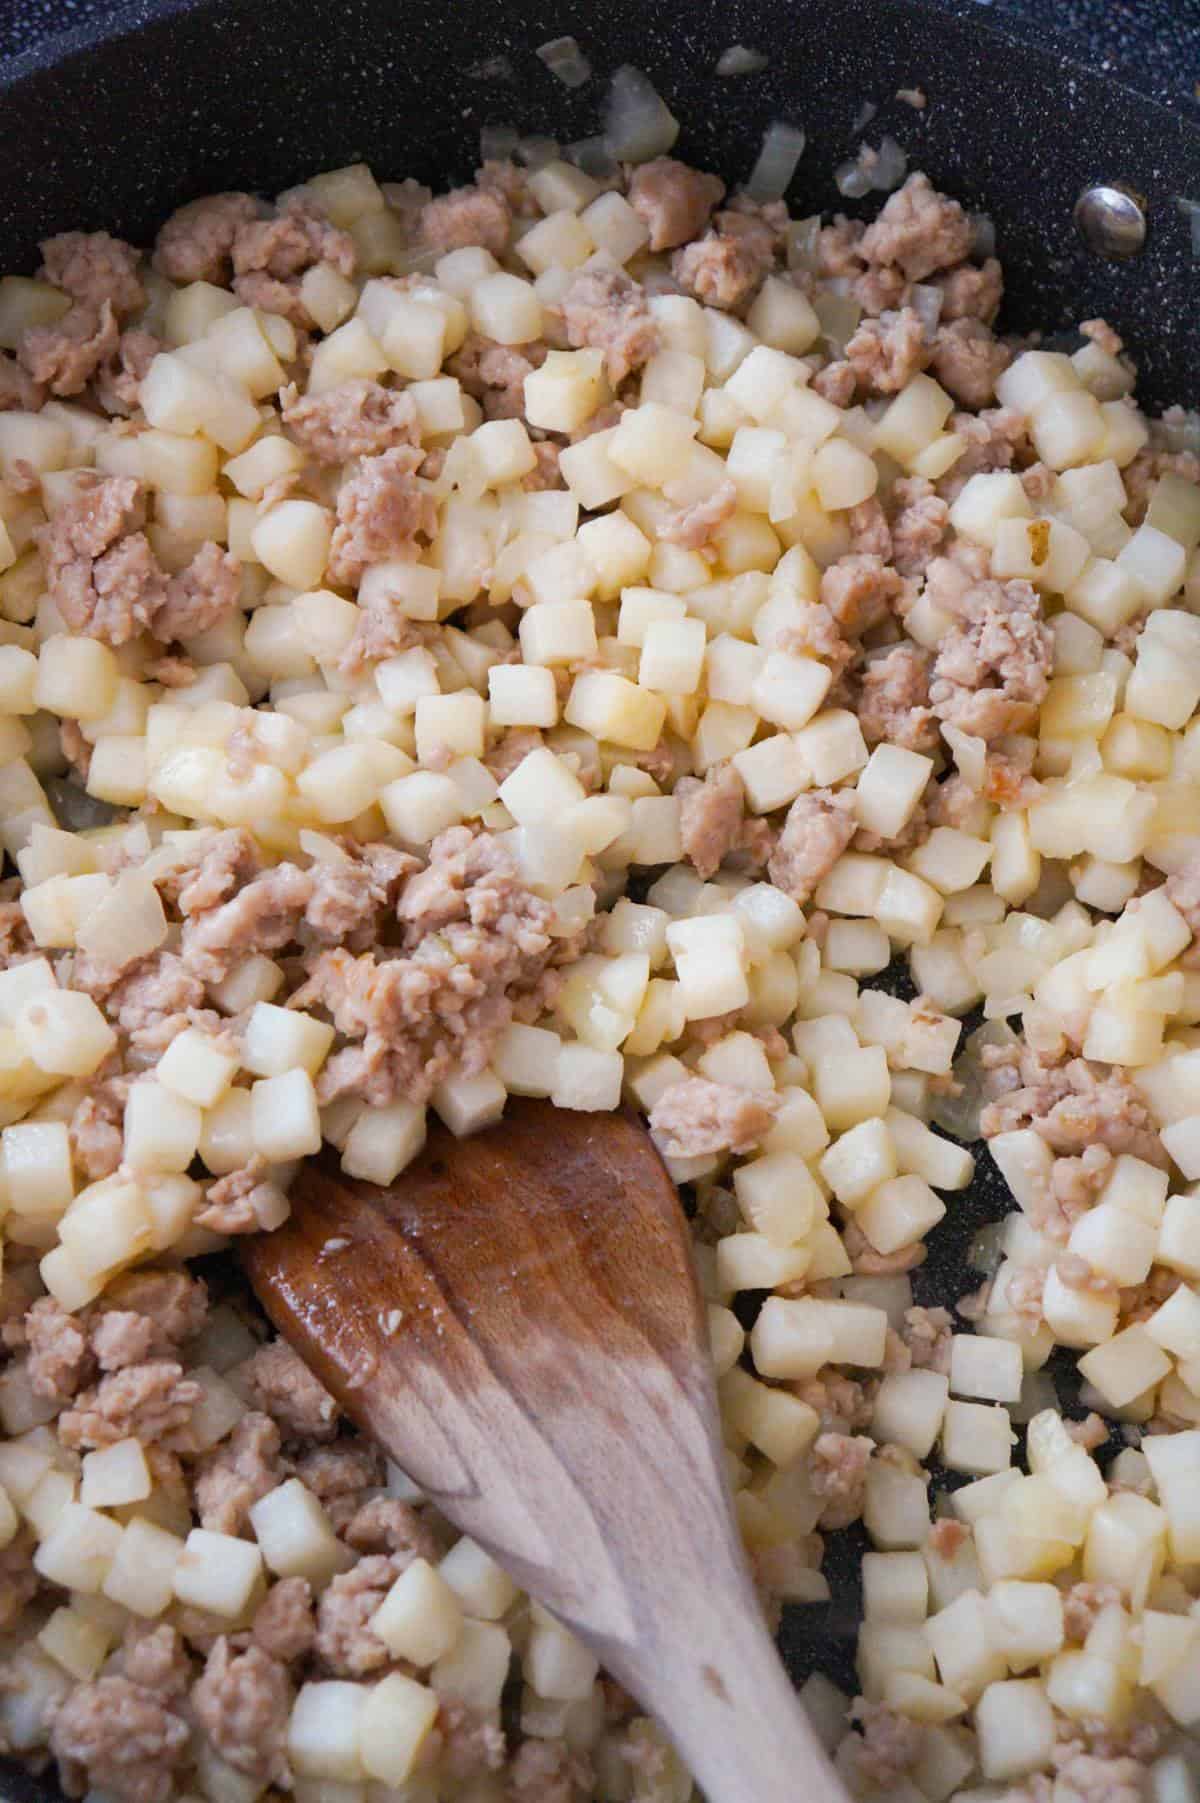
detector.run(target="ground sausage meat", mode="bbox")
[809,1432,873,1529]
[252,1578,316,1663]
[859,173,974,282]
[981,1045,1166,1167]
[50,1676,188,1803]
[57,1362,202,1451]
[0,348,46,411]
[768,789,858,903]
[938,256,1004,324]
[313,1555,397,1676]
[556,268,659,386]
[20,298,120,396]
[326,444,435,585]
[447,332,548,422]
[93,326,162,416]
[155,541,242,643]
[670,204,781,312]
[40,230,145,316]
[282,377,419,462]
[235,1341,341,1443]
[291,826,577,1108]
[420,182,511,254]
[193,1411,284,1534]
[627,157,726,251]
[39,474,165,645]
[648,1076,778,1159]
[676,762,757,879]
[231,197,356,325]
[930,316,1012,408]
[845,308,931,395]
[25,1296,93,1402]
[930,576,1052,740]
[820,553,906,636]
[190,1640,292,1786]
[855,643,938,752]
[153,192,260,284]
[661,478,738,550]
[889,475,949,576]
[197,1162,289,1235]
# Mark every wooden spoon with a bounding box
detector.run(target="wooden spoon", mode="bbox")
[241,1098,846,1803]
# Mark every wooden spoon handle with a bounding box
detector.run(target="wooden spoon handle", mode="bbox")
[619,1578,845,1803]
[243,1112,847,1802]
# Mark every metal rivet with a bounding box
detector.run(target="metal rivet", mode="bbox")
[1074,184,1148,260]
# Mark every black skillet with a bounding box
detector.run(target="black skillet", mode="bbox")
[0,1,1197,1792]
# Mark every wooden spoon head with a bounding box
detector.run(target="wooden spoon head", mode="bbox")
[241,1099,718,1643]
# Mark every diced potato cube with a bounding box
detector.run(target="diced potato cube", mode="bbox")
[34,1503,123,1594]
[100,1514,184,1615]
[370,1557,463,1666]
[79,1439,152,1511]
[358,1671,440,1785]
[438,1537,517,1621]
[975,1678,1056,1780]
[948,1336,1023,1404]
[870,1369,949,1461]
[941,1402,1014,1477]
[251,1069,322,1162]
[430,1619,512,1714]
[288,1680,366,1781]
[173,1527,264,1618]
[16,989,115,1077]
[249,1480,346,1584]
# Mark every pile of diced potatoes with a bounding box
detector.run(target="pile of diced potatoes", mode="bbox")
[0,149,1199,1798]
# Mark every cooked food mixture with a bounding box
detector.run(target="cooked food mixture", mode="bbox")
[0,91,1197,1803]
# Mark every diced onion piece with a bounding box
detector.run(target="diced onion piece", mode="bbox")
[603,66,680,164]
[479,122,519,161]
[565,137,619,180]
[969,210,997,257]
[536,37,592,89]
[1176,196,1200,260]
[835,154,874,200]
[716,45,769,76]
[517,135,562,170]
[746,122,807,202]
[909,283,944,333]
[872,134,909,192]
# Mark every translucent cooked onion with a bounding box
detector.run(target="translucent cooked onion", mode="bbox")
[537,36,592,89]
[834,156,874,201]
[871,134,908,192]
[851,100,878,134]
[1176,196,1200,258]
[969,210,997,258]
[566,135,620,180]
[909,282,943,334]
[516,135,561,170]
[968,1219,1007,1276]
[941,722,986,789]
[393,244,440,276]
[43,777,117,832]
[1160,405,1200,453]
[933,1018,1017,1142]
[466,54,513,81]
[479,123,520,162]
[746,122,807,202]
[716,45,769,76]
[785,214,822,272]
[1010,1370,1058,1425]
[603,66,680,163]
[812,288,861,355]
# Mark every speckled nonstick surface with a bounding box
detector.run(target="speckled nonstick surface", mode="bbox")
[0,0,1197,1789]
